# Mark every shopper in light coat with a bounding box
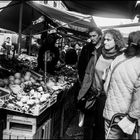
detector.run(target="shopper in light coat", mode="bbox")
[103,31,140,139]
[78,28,126,140]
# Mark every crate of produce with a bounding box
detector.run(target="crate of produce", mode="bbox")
[6,114,36,134]
[49,94,57,107]
[37,95,57,116]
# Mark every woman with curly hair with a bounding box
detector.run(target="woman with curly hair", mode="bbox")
[103,31,140,139]
[77,28,126,139]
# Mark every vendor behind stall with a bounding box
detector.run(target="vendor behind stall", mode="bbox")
[2,37,13,59]
[37,32,60,75]
[65,43,78,66]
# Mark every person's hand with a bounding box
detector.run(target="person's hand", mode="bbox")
[118,116,136,135]
[77,95,80,101]
[77,95,84,101]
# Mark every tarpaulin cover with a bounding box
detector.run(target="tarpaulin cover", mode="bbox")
[0,1,42,33]
[62,0,137,19]
[26,1,96,32]
[0,1,96,34]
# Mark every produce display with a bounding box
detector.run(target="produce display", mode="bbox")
[17,54,37,69]
[56,65,77,79]
[0,71,71,116]
[0,54,77,116]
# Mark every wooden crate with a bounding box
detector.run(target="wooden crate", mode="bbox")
[49,94,57,107]
[42,118,52,139]
[3,118,52,139]
[6,114,36,134]
[3,129,41,139]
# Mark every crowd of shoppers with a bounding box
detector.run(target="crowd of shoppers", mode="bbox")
[76,27,140,139]
[103,31,140,139]
[77,28,126,140]
[36,27,140,140]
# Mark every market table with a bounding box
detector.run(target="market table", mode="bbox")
[0,78,76,139]
[0,92,57,139]
[0,55,78,139]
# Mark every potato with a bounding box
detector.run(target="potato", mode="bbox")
[0,80,5,87]
[30,77,36,84]
[14,79,21,85]
[3,79,9,85]
[21,78,25,83]
[9,76,15,81]
[24,75,30,81]
[14,73,21,79]
[25,71,31,76]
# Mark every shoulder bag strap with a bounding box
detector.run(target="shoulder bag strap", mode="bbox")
[106,58,129,92]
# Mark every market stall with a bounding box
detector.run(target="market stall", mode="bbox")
[0,66,76,139]
[0,1,94,139]
[0,37,79,138]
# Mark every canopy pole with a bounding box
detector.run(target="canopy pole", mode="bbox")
[44,52,47,84]
[18,1,23,55]
[44,19,48,84]
[28,31,32,56]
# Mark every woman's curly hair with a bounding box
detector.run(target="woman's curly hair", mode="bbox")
[103,28,126,51]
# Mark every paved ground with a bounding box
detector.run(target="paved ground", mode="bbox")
[62,111,84,140]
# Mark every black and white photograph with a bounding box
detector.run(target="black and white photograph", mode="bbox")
[0,0,140,139]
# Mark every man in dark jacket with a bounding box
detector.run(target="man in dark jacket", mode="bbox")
[77,27,102,84]
[76,27,103,140]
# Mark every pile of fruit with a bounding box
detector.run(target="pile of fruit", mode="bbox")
[1,71,67,115]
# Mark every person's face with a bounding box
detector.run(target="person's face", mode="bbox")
[104,33,115,50]
[89,31,101,45]
[64,45,69,51]
[6,38,10,43]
